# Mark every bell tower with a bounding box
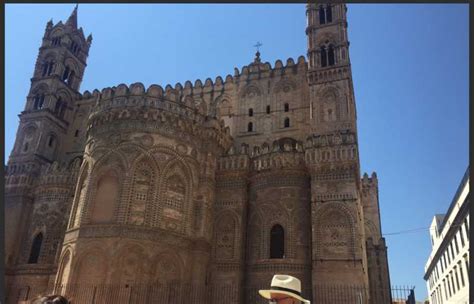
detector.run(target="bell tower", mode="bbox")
[307,3,356,135]
[5,5,92,299]
[305,3,370,303]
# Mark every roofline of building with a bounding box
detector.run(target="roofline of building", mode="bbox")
[438,166,469,233]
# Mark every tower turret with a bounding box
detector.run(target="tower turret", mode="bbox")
[5,6,92,300]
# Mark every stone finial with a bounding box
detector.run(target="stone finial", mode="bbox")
[66,4,78,29]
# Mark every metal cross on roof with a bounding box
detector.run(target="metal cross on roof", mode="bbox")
[254,41,263,52]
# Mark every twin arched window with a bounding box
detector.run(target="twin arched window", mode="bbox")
[62,66,75,86]
[270,224,285,259]
[41,61,55,77]
[319,5,333,25]
[70,41,81,55]
[33,94,45,110]
[28,232,43,264]
[54,98,67,119]
[320,45,335,67]
[52,37,61,46]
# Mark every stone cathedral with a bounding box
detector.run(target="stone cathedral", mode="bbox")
[5,4,392,304]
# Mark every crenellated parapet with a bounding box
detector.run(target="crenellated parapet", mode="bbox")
[361,172,378,195]
[233,56,307,83]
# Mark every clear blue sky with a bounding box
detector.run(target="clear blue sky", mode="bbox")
[5,4,468,300]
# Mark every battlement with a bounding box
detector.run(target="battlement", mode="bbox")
[79,55,307,106]
[361,172,378,186]
[37,159,81,187]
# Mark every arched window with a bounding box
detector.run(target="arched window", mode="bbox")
[284,117,290,128]
[23,142,29,153]
[326,5,333,23]
[284,103,289,112]
[320,46,327,67]
[328,45,335,66]
[249,108,254,117]
[54,98,62,115]
[247,122,253,132]
[318,5,326,24]
[266,105,270,114]
[48,135,55,147]
[67,71,75,86]
[270,224,284,259]
[52,37,61,46]
[59,103,67,119]
[42,61,54,77]
[62,67,70,81]
[28,232,43,264]
[33,94,45,110]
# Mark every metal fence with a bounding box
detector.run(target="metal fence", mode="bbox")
[6,283,415,304]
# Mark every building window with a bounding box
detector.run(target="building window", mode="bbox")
[249,108,253,117]
[270,224,284,259]
[458,262,465,286]
[463,218,469,238]
[23,142,29,153]
[52,37,61,46]
[454,233,459,254]
[74,130,79,137]
[248,122,253,132]
[326,5,332,23]
[48,136,55,147]
[33,94,45,110]
[284,117,290,128]
[328,45,335,66]
[450,272,456,294]
[284,103,289,112]
[266,105,270,114]
[318,5,325,24]
[28,232,43,264]
[443,280,447,300]
[320,46,327,67]
[41,61,54,77]
[459,227,465,247]
[454,267,460,290]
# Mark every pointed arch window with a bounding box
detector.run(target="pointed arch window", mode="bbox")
[52,37,61,46]
[266,105,270,114]
[249,108,254,117]
[28,232,43,264]
[270,224,285,259]
[320,46,327,67]
[326,5,333,23]
[328,45,335,66]
[284,103,289,112]
[164,175,186,211]
[48,135,55,147]
[319,5,326,24]
[41,61,55,77]
[128,164,152,225]
[33,94,45,110]
[284,117,290,128]
[248,122,253,132]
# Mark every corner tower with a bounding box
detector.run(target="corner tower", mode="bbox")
[305,3,372,303]
[5,6,92,301]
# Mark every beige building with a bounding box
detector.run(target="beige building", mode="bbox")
[5,4,392,304]
[424,167,469,304]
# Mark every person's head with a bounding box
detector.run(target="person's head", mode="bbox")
[268,292,301,304]
[259,274,310,304]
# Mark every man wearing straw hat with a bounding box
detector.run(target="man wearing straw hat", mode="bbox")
[259,274,311,304]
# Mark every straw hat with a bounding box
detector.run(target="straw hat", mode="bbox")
[259,274,310,303]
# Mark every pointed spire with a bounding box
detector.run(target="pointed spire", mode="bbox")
[66,4,78,28]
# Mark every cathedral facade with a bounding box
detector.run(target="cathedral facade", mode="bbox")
[5,4,391,304]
